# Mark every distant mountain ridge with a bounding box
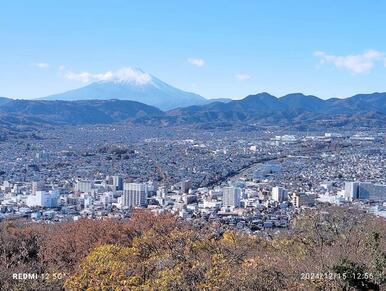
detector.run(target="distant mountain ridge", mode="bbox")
[0,99,164,125]
[0,92,385,129]
[165,92,386,127]
[40,68,208,110]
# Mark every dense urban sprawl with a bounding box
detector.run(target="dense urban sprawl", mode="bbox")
[1,125,385,232]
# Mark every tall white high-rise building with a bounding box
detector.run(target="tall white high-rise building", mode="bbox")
[26,190,59,208]
[223,187,241,208]
[123,182,148,208]
[271,186,288,202]
[75,180,93,193]
[344,182,359,200]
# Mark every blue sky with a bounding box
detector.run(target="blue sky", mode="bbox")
[1,0,386,100]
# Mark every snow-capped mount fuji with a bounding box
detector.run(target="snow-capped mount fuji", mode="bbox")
[41,68,208,110]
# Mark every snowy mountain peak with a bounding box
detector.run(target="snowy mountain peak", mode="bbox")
[98,67,153,86]
[41,67,207,110]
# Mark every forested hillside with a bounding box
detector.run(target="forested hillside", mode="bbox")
[0,207,385,290]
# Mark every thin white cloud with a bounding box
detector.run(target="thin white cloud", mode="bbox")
[64,67,151,85]
[314,49,385,74]
[187,58,205,67]
[235,73,251,81]
[114,68,151,84]
[34,62,49,69]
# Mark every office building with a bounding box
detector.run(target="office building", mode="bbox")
[359,183,386,201]
[223,186,241,208]
[344,182,359,200]
[26,190,59,208]
[112,176,123,191]
[122,182,148,208]
[75,180,93,193]
[292,192,315,208]
[271,186,288,202]
[345,181,386,201]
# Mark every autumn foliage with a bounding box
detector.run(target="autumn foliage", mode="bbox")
[0,207,385,290]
